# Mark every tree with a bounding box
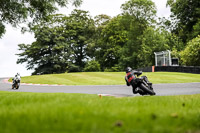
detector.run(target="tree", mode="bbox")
[119,0,157,69]
[17,9,95,74]
[67,9,95,69]
[86,14,111,60]
[167,0,200,42]
[180,35,200,66]
[137,27,172,67]
[0,0,82,38]
[94,14,111,26]
[121,0,156,25]
[17,16,74,74]
[94,15,128,70]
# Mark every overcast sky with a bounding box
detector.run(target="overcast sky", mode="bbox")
[0,0,171,77]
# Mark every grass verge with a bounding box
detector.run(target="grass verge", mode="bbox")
[12,72,200,85]
[0,91,200,133]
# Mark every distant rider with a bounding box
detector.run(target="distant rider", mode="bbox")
[12,73,21,84]
[125,67,151,95]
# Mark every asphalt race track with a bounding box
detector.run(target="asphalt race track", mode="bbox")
[0,78,200,97]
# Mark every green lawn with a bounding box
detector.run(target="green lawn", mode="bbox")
[0,91,199,133]
[17,72,200,85]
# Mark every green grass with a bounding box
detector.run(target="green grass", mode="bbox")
[16,72,200,85]
[0,91,199,133]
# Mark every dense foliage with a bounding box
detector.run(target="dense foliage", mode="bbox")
[180,35,200,66]
[167,0,200,42]
[0,0,82,38]
[17,19,74,74]
[83,60,101,72]
[16,0,200,74]
[17,10,95,74]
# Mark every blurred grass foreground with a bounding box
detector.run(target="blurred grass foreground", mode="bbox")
[0,91,199,133]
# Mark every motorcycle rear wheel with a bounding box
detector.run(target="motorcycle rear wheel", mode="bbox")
[140,83,156,95]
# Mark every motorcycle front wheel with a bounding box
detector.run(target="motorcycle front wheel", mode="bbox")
[16,84,19,89]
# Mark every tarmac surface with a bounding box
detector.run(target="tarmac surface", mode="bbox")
[0,78,200,97]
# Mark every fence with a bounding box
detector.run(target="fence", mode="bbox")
[136,66,200,74]
[136,66,153,72]
[155,66,200,74]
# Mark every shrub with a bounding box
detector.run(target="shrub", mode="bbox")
[180,35,200,66]
[68,64,81,72]
[84,60,101,72]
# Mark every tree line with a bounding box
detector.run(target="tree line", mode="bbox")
[2,0,199,75]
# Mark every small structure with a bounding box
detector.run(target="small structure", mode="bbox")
[171,58,179,66]
[154,50,171,66]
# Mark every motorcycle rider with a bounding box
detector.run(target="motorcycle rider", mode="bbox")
[12,73,21,84]
[125,67,151,95]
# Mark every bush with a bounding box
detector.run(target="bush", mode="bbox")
[68,64,81,72]
[84,60,101,72]
[180,35,200,66]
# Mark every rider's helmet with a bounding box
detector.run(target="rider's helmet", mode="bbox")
[17,73,20,76]
[126,67,132,73]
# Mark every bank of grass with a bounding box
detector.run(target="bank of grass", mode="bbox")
[0,91,199,133]
[16,72,200,85]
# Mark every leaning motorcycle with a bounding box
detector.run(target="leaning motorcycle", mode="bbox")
[136,73,156,95]
[12,77,20,89]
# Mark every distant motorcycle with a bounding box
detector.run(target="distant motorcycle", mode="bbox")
[12,76,20,89]
[125,67,156,96]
